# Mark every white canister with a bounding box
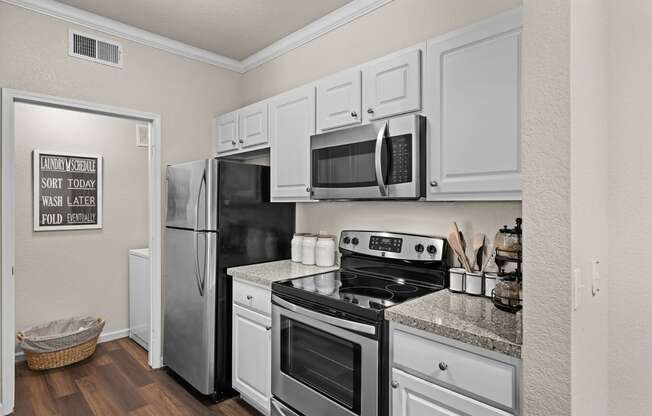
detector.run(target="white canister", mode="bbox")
[291,233,307,262]
[449,268,466,293]
[465,271,484,296]
[316,235,336,267]
[301,235,318,265]
[484,273,498,297]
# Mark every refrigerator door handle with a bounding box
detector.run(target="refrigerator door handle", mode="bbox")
[194,232,205,297]
[193,171,206,297]
[195,171,206,231]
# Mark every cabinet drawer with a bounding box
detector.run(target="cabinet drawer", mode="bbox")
[233,279,271,316]
[393,329,516,410]
[392,368,512,416]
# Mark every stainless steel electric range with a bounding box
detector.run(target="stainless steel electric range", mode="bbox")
[270,230,452,416]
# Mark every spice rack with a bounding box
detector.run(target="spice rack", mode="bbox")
[492,218,523,313]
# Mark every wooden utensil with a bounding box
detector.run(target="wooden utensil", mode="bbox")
[449,223,472,272]
[472,233,485,271]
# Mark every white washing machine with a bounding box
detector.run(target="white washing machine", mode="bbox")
[129,248,150,350]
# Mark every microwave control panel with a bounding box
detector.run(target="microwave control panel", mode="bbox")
[388,134,412,184]
[369,235,402,253]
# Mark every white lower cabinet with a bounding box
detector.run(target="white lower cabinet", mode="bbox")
[391,323,520,416]
[232,285,272,415]
[392,369,511,416]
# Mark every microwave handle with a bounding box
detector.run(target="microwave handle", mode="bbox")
[375,120,388,196]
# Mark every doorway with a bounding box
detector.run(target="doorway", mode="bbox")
[0,89,162,415]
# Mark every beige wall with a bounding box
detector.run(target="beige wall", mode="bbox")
[521,1,571,415]
[570,0,609,415]
[14,103,148,335]
[0,2,242,169]
[297,201,521,252]
[608,1,652,415]
[0,1,241,338]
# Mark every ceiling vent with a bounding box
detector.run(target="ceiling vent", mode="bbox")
[68,30,123,68]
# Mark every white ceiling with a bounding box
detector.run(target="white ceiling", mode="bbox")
[56,0,352,61]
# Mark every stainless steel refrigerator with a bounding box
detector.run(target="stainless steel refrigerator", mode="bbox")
[164,159,295,399]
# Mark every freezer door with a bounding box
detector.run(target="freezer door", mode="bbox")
[163,228,217,394]
[166,160,216,230]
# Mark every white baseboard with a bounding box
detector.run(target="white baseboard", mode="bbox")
[15,328,130,362]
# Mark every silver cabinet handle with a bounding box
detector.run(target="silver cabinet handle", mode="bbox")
[246,295,253,300]
[266,326,272,331]
[430,180,438,187]
[438,362,448,371]
[367,108,374,114]
[391,381,399,389]
[306,186,311,193]
[239,139,244,144]
[350,111,358,118]
[231,140,236,146]
[374,120,388,197]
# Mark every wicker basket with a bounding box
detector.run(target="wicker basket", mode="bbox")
[17,317,104,370]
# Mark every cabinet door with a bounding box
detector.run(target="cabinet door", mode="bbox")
[391,369,511,416]
[214,111,239,155]
[426,11,522,200]
[316,69,362,132]
[269,85,316,202]
[362,49,421,122]
[239,101,269,150]
[232,304,271,415]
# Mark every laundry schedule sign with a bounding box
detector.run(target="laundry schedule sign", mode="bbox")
[33,151,103,231]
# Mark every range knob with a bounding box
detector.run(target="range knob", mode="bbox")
[351,237,359,245]
[343,236,351,244]
[415,244,424,253]
[427,245,437,254]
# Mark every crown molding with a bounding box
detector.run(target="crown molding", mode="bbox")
[1,0,243,71]
[240,0,393,72]
[2,0,392,74]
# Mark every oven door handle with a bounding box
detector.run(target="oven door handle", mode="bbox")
[374,120,389,197]
[272,295,377,336]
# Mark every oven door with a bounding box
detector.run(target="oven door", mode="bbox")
[310,114,424,200]
[272,296,379,416]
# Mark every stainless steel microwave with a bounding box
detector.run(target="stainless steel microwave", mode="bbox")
[310,114,426,200]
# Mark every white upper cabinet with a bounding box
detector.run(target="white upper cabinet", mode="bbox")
[239,101,269,150]
[316,69,362,132]
[214,110,239,155]
[426,10,522,200]
[363,49,422,122]
[269,85,316,202]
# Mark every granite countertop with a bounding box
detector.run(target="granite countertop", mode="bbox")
[385,290,522,358]
[227,259,339,288]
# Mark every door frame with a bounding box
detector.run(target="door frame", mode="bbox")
[0,88,163,415]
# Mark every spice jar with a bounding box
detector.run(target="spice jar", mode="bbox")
[494,218,522,260]
[493,272,522,311]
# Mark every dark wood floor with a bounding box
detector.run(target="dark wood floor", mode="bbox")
[15,337,261,416]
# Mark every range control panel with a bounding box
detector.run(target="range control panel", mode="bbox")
[369,235,403,253]
[339,230,445,262]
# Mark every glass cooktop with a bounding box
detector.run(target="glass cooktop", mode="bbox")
[276,269,442,311]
